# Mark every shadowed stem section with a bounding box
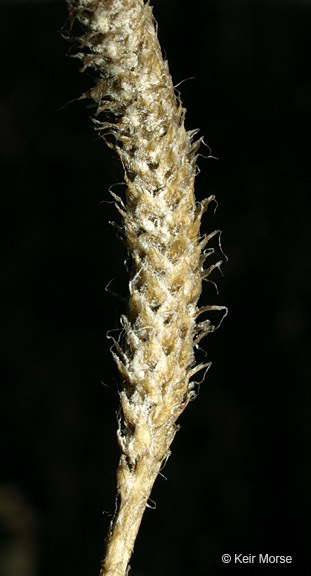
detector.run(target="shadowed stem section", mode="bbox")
[66,1,225,575]
[104,457,161,576]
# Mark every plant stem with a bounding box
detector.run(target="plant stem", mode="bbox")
[102,456,161,576]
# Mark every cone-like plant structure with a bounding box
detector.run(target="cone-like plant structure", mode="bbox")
[66,1,226,575]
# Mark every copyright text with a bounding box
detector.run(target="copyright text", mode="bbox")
[221,554,293,564]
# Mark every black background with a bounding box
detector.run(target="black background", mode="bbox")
[1,0,310,575]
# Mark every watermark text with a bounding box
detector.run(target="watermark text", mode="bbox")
[221,554,293,565]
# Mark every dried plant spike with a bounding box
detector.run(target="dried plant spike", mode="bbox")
[65,1,226,575]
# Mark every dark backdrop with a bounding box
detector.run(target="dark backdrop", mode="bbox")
[1,1,310,575]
